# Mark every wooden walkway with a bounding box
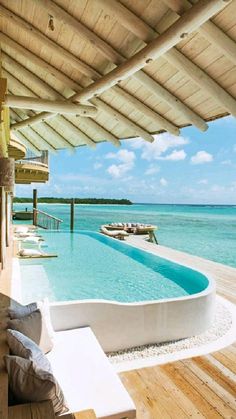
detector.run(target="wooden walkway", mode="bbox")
[120,238,236,418]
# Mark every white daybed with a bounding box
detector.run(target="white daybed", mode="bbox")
[46,327,136,419]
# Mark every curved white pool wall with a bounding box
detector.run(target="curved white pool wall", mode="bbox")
[50,276,215,352]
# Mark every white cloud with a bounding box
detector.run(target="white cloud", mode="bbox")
[145,165,160,175]
[106,149,136,178]
[198,179,208,185]
[105,149,135,164]
[129,133,189,161]
[191,151,213,165]
[93,162,102,169]
[160,177,168,187]
[160,149,186,161]
[233,145,236,153]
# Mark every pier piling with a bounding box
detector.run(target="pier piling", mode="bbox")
[70,198,75,231]
[33,189,37,225]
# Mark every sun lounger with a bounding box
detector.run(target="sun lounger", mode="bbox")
[100,226,129,240]
[21,236,44,244]
[103,224,125,231]
[46,327,136,418]
[17,248,57,258]
[135,225,157,234]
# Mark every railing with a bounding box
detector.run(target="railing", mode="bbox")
[17,151,49,168]
[33,208,63,230]
[24,151,49,165]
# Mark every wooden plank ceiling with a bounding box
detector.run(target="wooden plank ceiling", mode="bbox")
[0,0,236,154]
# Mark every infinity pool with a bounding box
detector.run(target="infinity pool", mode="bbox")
[20,231,209,303]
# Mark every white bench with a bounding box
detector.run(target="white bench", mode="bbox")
[46,327,136,419]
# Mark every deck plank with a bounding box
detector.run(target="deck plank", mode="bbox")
[120,237,236,419]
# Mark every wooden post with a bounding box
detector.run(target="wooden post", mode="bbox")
[70,198,75,232]
[0,187,6,268]
[33,189,37,226]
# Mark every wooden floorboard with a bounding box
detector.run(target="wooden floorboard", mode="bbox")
[120,238,236,418]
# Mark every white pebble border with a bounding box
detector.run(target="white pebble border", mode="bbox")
[108,300,232,364]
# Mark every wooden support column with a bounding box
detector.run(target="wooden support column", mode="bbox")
[33,189,38,226]
[0,158,14,268]
[5,192,10,247]
[70,199,75,232]
[0,187,6,268]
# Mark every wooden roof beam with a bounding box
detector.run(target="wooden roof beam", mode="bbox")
[0,34,80,93]
[2,46,152,144]
[72,0,232,103]
[2,36,178,137]
[36,0,206,131]
[0,6,100,81]
[2,53,97,149]
[2,44,154,143]
[0,8,180,136]
[9,108,57,154]
[162,0,236,65]
[98,0,236,117]
[5,95,98,117]
[4,44,140,145]
[3,70,98,150]
[3,55,162,139]
[3,70,76,152]
[92,92,179,136]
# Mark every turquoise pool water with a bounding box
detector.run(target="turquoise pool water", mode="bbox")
[20,231,209,304]
[14,203,236,268]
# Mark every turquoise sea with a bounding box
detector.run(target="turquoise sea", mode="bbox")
[14,203,236,268]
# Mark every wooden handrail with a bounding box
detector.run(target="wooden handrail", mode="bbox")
[33,208,63,230]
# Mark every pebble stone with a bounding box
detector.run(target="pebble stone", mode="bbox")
[108,301,232,364]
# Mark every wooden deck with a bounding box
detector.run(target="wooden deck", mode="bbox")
[120,237,236,418]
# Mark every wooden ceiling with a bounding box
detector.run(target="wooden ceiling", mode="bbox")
[0,0,236,155]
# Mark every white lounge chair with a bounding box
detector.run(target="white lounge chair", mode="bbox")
[100,226,129,240]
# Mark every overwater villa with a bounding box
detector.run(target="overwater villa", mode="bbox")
[0,0,236,418]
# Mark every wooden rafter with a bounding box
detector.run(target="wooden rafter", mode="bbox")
[162,0,236,65]
[0,5,181,137]
[3,70,76,151]
[2,55,156,145]
[97,0,236,117]
[0,0,234,154]
[11,131,41,156]
[2,41,157,142]
[36,0,207,132]
[2,48,133,146]
[5,94,98,117]
[2,52,99,149]
[9,108,58,154]
[67,1,232,104]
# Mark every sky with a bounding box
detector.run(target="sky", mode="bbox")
[16,116,236,204]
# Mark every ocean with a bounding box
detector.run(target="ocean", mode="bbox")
[14,203,236,268]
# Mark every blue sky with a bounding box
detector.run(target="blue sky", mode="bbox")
[16,116,236,204]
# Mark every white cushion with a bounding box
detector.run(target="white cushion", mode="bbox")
[109,230,128,237]
[19,249,42,257]
[15,226,29,234]
[46,328,136,419]
[8,298,54,354]
[23,236,41,244]
[4,355,68,415]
